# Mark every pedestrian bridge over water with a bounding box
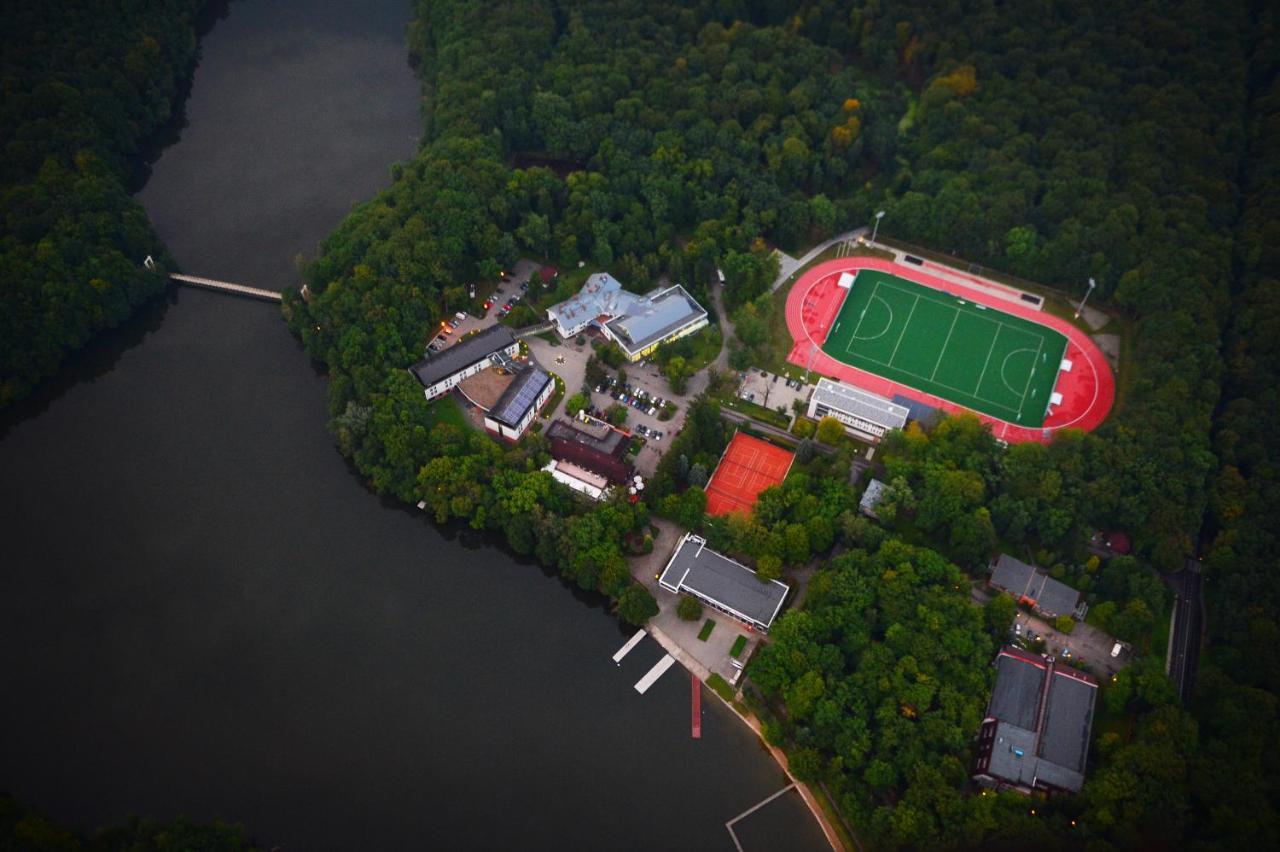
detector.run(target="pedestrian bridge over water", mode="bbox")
[170,273,282,302]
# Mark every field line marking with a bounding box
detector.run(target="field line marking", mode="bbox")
[974,324,1002,396]
[848,280,880,344]
[1016,337,1044,423]
[848,349,1021,416]
[887,294,921,368]
[931,309,961,381]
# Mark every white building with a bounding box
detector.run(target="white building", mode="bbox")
[546,273,708,361]
[808,378,909,440]
[482,366,554,441]
[542,459,609,500]
[409,325,519,400]
[657,533,790,633]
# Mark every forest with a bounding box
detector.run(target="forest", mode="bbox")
[281,0,1279,847]
[0,0,202,407]
[4,0,1278,848]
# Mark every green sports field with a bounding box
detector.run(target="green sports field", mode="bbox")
[821,270,1068,427]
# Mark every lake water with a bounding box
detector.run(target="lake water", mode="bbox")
[0,1,828,849]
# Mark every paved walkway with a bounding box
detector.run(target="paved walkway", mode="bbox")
[771,228,868,293]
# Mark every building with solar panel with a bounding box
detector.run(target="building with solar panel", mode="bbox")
[807,377,910,440]
[479,366,554,441]
[546,272,708,361]
[972,647,1098,794]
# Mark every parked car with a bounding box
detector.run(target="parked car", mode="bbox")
[520,281,529,291]
[654,431,663,441]
[647,406,657,416]
[455,312,467,321]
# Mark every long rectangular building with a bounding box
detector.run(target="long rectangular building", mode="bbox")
[409,325,518,400]
[808,377,909,439]
[657,533,789,632]
[990,554,1084,619]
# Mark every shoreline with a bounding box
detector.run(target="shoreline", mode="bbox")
[646,623,855,852]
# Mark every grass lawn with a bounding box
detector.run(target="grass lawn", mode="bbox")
[424,394,471,432]
[730,635,748,658]
[706,672,735,702]
[824,269,1068,427]
[542,372,566,418]
[720,395,792,429]
[698,618,716,641]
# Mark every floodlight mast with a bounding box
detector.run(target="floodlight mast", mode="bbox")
[870,210,886,245]
[1074,277,1097,319]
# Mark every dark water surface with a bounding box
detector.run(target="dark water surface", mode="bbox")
[0,1,828,849]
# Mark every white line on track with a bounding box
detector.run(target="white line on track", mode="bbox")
[931,311,961,381]
[887,295,921,367]
[847,280,879,342]
[974,324,1002,397]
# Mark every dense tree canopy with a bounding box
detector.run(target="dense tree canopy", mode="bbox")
[0,0,201,406]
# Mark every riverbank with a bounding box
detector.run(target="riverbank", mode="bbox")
[631,520,852,852]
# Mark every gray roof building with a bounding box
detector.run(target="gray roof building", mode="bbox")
[809,378,909,438]
[657,533,789,632]
[488,367,552,429]
[603,285,707,359]
[990,554,1084,618]
[859,478,887,518]
[410,325,517,390]
[973,647,1098,794]
[545,274,707,359]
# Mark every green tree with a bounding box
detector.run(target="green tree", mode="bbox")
[756,553,783,583]
[565,392,589,416]
[618,584,659,625]
[677,595,703,621]
[816,416,845,445]
[985,593,1017,636]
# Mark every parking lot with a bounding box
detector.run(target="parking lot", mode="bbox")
[1011,610,1131,679]
[737,368,812,418]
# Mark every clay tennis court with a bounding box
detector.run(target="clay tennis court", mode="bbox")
[705,432,795,517]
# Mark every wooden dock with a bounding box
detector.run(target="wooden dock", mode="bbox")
[170,273,281,302]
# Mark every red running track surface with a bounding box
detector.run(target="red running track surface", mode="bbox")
[785,257,1115,444]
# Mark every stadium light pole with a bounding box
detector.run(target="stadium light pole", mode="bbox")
[870,210,886,245]
[1074,277,1096,319]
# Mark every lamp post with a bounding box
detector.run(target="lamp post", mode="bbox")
[1074,277,1096,319]
[870,210,885,245]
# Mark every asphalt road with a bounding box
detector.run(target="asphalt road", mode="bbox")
[1167,559,1204,705]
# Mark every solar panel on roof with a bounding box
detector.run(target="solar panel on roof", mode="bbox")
[491,369,550,426]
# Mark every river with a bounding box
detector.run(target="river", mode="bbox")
[0,1,828,849]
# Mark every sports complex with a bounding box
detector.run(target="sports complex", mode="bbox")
[785,256,1114,443]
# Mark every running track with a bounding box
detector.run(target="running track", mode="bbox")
[785,257,1115,443]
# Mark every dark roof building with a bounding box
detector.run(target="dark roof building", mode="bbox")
[990,554,1085,619]
[973,647,1098,794]
[657,533,790,632]
[409,325,518,399]
[488,368,550,430]
[546,417,631,483]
